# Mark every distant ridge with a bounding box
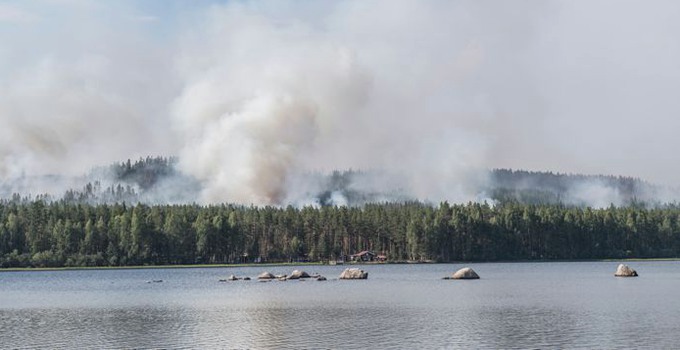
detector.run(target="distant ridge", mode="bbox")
[0,157,675,207]
[488,168,661,207]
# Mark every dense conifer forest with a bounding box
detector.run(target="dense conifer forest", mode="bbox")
[1,157,679,268]
[1,200,680,268]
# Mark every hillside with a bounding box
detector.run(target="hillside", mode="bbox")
[0,157,674,207]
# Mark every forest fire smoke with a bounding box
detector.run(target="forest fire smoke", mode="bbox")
[1,1,680,207]
[171,8,373,204]
[171,2,488,205]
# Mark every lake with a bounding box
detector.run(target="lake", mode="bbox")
[1,261,679,349]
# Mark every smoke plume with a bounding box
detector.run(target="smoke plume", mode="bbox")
[1,1,680,207]
[172,1,493,205]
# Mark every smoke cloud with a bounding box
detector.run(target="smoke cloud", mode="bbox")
[1,0,680,206]
[0,1,177,180]
[172,1,495,204]
[172,5,373,204]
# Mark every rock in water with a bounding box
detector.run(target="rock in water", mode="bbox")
[258,271,276,280]
[615,264,638,277]
[450,267,480,280]
[317,276,327,281]
[339,268,368,279]
[226,274,239,281]
[288,270,311,279]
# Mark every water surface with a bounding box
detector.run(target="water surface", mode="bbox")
[1,261,679,349]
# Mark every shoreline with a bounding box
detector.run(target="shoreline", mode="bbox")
[1,258,679,272]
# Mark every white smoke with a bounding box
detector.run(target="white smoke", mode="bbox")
[2,1,680,207]
[172,9,372,204]
[171,1,491,205]
[0,1,176,180]
[564,180,624,208]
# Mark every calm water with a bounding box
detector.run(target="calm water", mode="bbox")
[1,261,679,349]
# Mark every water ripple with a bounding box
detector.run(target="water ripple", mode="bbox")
[2,262,680,349]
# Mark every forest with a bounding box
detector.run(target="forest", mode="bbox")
[18,157,662,206]
[1,199,679,268]
[1,157,679,268]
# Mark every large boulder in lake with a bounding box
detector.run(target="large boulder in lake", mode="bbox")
[450,267,480,280]
[258,271,276,280]
[288,270,311,280]
[339,268,368,280]
[615,264,638,277]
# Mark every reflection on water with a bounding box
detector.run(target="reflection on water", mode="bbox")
[2,262,680,349]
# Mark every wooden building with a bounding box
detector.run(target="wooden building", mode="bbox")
[350,250,376,262]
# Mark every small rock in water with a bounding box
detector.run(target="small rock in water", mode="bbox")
[258,272,275,280]
[339,268,368,279]
[317,276,327,281]
[243,277,251,281]
[614,264,638,277]
[288,270,311,279]
[450,267,480,280]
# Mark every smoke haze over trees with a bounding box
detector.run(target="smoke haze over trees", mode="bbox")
[1,157,673,209]
[3,1,680,267]
[2,1,680,206]
[2,157,676,267]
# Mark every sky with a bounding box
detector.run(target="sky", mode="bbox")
[1,0,680,204]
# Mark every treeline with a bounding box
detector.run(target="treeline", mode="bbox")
[61,156,200,204]
[490,169,656,205]
[75,160,402,206]
[12,156,671,207]
[1,200,680,268]
[110,156,177,190]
